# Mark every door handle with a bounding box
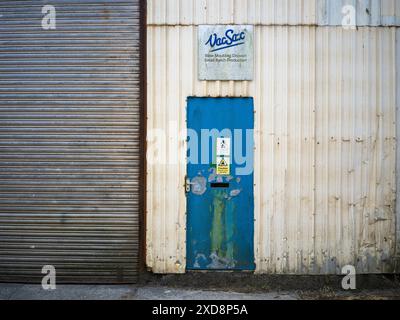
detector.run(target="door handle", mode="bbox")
[185,177,195,193]
[185,177,196,193]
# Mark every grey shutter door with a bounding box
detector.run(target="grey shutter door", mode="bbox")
[0,1,142,283]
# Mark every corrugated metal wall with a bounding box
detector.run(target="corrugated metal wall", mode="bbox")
[312,28,396,274]
[148,0,400,26]
[317,0,400,26]
[0,0,142,283]
[147,0,316,25]
[146,0,399,274]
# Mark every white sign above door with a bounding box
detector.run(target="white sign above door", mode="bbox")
[198,25,254,81]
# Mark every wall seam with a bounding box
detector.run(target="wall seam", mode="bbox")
[396,27,400,271]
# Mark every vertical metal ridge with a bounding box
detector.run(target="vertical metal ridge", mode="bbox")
[139,0,148,274]
[396,27,400,271]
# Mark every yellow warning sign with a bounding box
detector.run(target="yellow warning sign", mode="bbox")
[216,156,230,175]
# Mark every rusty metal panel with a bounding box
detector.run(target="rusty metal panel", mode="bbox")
[146,24,397,274]
[0,0,142,283]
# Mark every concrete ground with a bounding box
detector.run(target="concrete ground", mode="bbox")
[1,274,400,300]
[0,284,298,300]
[1,283,400,300]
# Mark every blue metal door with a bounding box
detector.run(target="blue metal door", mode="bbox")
[186,97,255,270]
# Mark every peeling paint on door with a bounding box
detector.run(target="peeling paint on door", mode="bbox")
[186,97,255,271]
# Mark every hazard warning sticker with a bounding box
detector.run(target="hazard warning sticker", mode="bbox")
[216,156,230,175]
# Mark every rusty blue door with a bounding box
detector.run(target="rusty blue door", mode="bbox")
[186,97,255,270]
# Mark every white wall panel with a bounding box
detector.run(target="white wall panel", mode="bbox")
[148,0,399,26]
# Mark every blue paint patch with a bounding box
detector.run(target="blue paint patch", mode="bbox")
[186,97,255,271]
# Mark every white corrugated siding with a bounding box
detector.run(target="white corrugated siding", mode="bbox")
[317,0,400,26]
[146,1,398,274]
[148,0,400,26]
[148,0,317,25]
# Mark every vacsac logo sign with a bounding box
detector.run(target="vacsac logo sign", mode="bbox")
[198,25,254,81]
[205,29,246,52]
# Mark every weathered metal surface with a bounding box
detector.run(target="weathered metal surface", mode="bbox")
[317,0,400,26]
[147,0,317,25]
[146,23,397,274]
[148,0,400,26]
[0,0,142,283]
[396,28,400,271]
[312,27,396,274]
[186,97,255,270]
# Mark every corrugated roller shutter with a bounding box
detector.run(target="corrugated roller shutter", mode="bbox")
[0,0,142,283]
